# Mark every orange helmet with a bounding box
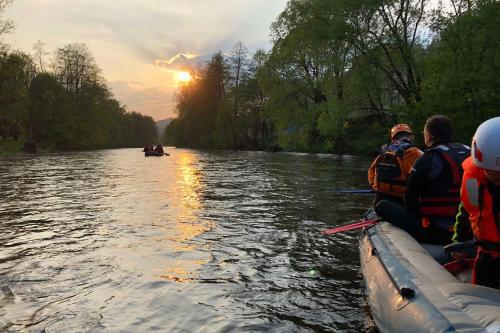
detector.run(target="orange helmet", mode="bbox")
[390,124,413,140]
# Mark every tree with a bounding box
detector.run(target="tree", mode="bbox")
[421,0,500,143]
[228,41,249,89]
[28,73,76,147]
[259,0,356,151]
[346,0,428,109]
[52,43,101,97]
[167,52,228,148]
[0,0,13,38]
[126,112,158,147]
[214,48,271,150]
[33,40,49,73]
[0,51,34,140]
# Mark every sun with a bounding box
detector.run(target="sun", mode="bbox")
[177,71,192,83]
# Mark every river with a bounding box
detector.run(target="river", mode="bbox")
[0,148,374,332]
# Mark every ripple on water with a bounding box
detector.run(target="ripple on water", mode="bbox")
[0,149,373,332]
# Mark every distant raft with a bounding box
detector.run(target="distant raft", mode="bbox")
[144,151,164,157]
[360,222,500,333]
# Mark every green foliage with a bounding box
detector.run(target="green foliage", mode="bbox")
[168,0,498,154]
[0,137,23,155]
[165,52,228,148]
[0,51,31,129]
[420,0,500,144]
[1,43,158,152]
[28,73,74,148]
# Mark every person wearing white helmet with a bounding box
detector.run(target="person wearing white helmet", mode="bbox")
[368,123,423,205]
[452,117,500,289]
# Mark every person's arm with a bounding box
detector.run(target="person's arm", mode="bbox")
[368,157,378,189]
[452,202,473,242]
[450,202,474,259]
[405,171,423,213]
[405,153,446,212]
[402,147,423,179]
[404,155,428,213]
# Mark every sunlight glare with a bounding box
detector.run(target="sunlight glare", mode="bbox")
[177,71,192,83]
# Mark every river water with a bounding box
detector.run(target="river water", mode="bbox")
[0,148,373,332]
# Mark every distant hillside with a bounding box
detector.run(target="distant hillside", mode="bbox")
[156,118,172,136]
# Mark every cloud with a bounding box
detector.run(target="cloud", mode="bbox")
[155,52,199,72]
[154,52,216,74]
[5,0,289,119]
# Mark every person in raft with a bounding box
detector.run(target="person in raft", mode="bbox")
[375,115,470,244]
[154,145,164,154]
[451,117,500,289]
[368,124,423,206]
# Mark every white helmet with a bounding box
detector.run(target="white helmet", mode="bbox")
[471,117,500,171]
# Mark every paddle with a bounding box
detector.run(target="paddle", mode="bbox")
[328,189,375,194]
[443,241,477,254]
[321,218,380,235]
[443,259,475,275]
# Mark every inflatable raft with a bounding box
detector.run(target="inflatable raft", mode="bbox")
[145,151,164,157]
[360,222,500,333]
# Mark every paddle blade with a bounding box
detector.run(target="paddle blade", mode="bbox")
[321,218,379,235]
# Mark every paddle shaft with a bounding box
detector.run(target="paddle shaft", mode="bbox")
[328,189,375,194]
[321,218,379,235]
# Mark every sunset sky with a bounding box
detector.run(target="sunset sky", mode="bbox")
[4,0,289,120]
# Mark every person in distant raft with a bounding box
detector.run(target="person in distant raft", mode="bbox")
[375,115,470,244]
[451,117,500,289]
[155,145,164,154]
[368,124,423,206]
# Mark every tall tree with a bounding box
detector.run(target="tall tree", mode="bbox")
[259,0,355,151]
[0,51,35,140]
[52,43,101,97]
[346,0,428,109]
[169,52,228,148]
[32,40,48,73]
[421,0,500,143]
[228,41,249,89]
[28,72,75,147]
[0,0,13,37]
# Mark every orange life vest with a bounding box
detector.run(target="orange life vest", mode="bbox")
[461,157,500,255]
[369,142,422,198]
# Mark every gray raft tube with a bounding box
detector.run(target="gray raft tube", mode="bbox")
[359,222,500,333]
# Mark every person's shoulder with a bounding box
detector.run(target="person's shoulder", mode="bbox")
[406,146,423,154]
[412,151,435,171]
[451,142,470,149]
[379,143,390,152]
[403,146,423,160]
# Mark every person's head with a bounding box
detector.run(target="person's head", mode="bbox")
[424,115,453,147]
[471,117,500,185]
[390,124,413,142]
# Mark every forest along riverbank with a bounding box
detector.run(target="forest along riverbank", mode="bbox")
[0,148,373,332]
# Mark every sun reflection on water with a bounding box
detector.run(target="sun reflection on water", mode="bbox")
[173,152,214,235]
[156,151,215,282]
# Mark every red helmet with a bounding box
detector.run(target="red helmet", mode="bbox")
[390,124,413,140]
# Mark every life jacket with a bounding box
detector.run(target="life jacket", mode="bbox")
[419,143,470,223]
[461,157,500,256]
[373,141,420,198]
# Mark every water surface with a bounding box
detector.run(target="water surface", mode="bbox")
[0,149,373,332]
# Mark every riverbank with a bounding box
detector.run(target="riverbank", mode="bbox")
[0,138,25,156]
